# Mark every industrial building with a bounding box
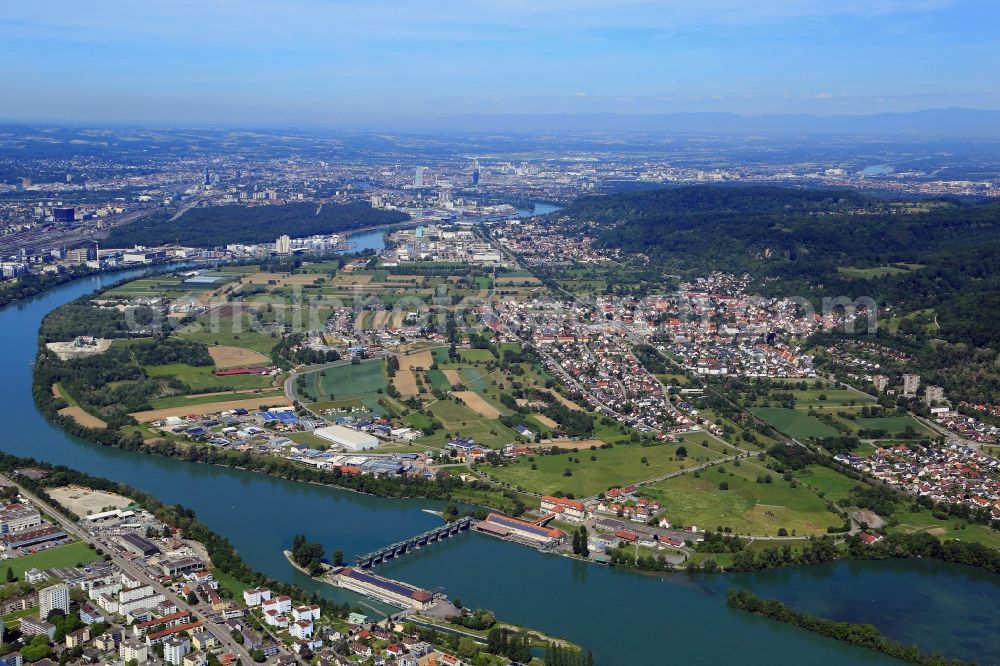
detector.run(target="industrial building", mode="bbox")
[476,513,564,545]
[312,425,379,451]
[1,525,67,551]
[335,567,432,610]
[118,533,160,558]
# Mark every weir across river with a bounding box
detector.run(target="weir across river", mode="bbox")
[355,516,474,568]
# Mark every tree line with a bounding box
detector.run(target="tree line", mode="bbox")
[727,589,975,666]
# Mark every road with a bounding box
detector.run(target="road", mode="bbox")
[1,474,257,664]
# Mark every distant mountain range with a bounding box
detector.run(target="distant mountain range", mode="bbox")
[383,108,1000,137]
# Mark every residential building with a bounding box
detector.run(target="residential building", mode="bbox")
[540,495,587,521]
[39,583,69,619]
[872,374,889,392]
[120,638,149,662]
[163,636,191,666]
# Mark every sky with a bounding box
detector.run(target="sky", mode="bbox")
[1,0,999,126]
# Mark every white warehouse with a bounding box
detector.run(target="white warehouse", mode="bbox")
[312,425,379,451]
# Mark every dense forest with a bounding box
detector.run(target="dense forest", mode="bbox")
[556,185,1000,350]
[40,301,162,342]
[105,201,408,247]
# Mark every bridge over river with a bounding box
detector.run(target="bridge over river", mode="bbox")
[356,516,474,568]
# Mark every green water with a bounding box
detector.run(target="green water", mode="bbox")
[2,269,998,664]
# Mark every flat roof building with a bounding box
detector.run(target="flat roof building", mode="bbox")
[118,533,160,558]
[312,425,378,452]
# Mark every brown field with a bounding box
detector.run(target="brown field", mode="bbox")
[51,383,62,398]
[58,406,108,429]
[393,369,419,396]
[206,303,251,318]
[331,273,373,286]
[497,277,542,285]
[48,485,131,517]
[532,438,606,450]
[373,311,389,328]
[400,350,434,370]
[532,414,559,428]
[243,272,321,286]
[390,311,406,328]
[208,345,270,369]
[442,369,463,386]
[544,388,585,411]
[131,397,291,423]
[453,391,501,419]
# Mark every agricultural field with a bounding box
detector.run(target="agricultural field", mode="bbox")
[146,389,285,410]
[208,345,269,368]
[131,395,291,422]
[792,464,865,499]
[145,363,274,391]
[788,389,874,406]
[848,415,933,436]
[483,435,727,497]
[889,508,1000,549]
[58,405,107,429]
[643,458,841,536]
[751,407,840,440]
[310,359,387,399]
[420,397,520,448]
[175,314,280,355]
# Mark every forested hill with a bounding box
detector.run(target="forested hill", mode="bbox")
[556,186,1000,349]
[105,201,409,248]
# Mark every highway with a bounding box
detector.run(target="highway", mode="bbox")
[1,473,258,664]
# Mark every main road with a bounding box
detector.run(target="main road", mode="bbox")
[1,473,260,665]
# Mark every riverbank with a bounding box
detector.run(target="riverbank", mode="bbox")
[31,324,1000,583]
[727,590,974,666]
[6,251,1000,665]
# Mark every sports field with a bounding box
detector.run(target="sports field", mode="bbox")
[6,542,100,580]
[751,408,839,440]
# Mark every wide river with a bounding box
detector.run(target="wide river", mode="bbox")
[3,240,999,664]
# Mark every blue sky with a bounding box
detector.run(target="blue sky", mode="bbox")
[2,0,998,125]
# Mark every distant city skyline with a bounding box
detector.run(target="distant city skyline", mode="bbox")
[2,0,999,126]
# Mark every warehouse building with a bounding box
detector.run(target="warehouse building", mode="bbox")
[2,525,67,551]
[312,425,378,451]
[118,533,160,558]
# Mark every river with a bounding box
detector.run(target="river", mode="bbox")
[2,258,999,664]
